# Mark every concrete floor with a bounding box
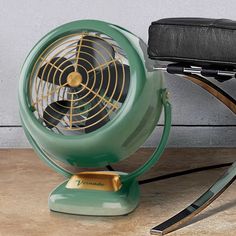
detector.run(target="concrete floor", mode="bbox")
[0,148,235,236]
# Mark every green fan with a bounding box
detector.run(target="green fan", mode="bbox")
[18,20,171,216]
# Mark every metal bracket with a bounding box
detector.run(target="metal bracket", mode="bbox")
[121,89,172,183]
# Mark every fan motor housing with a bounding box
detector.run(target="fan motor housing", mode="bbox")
[19,20,164,167]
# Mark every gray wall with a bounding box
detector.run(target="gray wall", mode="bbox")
[0,0,235,148]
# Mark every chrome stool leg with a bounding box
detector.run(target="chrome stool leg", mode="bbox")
[151,162,236,235]
[151,73,236,235]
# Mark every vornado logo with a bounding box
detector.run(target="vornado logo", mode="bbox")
[76,179,105,187]
[66,173,121,192]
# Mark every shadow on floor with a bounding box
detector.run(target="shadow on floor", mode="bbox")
[187,198,236,226]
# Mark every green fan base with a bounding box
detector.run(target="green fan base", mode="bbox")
[49,174,140,216]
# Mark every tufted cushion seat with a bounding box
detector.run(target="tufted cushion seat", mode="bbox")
[148,18,236,67]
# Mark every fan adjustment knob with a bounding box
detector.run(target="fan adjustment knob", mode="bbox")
[67,71,82,87]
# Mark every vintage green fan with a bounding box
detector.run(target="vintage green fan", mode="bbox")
[18,20,171,215]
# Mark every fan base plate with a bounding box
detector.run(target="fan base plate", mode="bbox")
[49,172,140,216]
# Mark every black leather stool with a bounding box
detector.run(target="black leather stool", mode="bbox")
[148,18,236,235]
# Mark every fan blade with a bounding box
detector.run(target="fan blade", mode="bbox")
[85,98,110,133]
[38,57,73,86]
[76,35,115,80]
[66,90,86,128]
[93,62,130,103]
[43,100,70,128]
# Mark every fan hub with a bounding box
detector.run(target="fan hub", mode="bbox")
[67,71,82,87]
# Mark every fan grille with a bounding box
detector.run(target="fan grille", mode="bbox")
[29,32,130,135]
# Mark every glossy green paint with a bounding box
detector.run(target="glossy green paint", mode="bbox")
[20,93,171,183]
[122,93,171,182]
[49,173,139,216]
[18,20,172,216]
[19,20,164,168]
[21,94,171,216]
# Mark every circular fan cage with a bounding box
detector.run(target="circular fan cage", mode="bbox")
[29,32,130,135]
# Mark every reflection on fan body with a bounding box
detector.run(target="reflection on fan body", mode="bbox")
[19,20,171,216]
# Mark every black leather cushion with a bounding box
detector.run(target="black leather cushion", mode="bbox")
[148,18,236,66]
